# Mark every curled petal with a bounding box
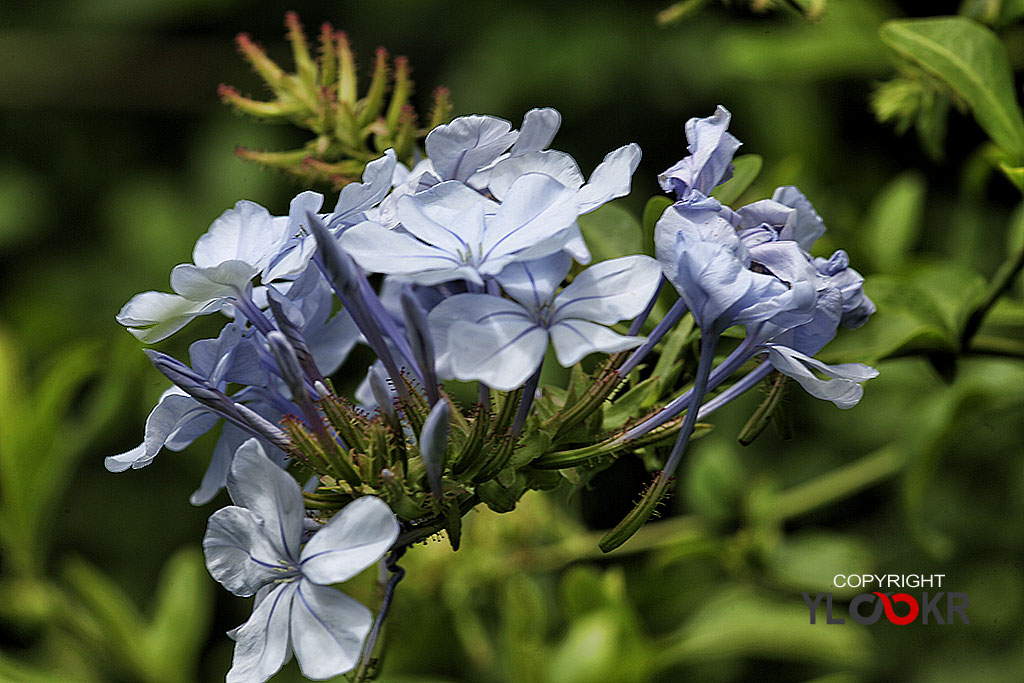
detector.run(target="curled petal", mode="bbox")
[170,261,256,302]
[765,344,878,409]
[300,496,399,585]
[334,149,397,219]
[104,389,213,472]
[116,291,221,343]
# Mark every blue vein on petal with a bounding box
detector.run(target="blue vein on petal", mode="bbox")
[296,582,361,648]
[300,538,385,566]
[259,585,293,670]
[470,324,542,365]
[206,541,284,571]
[482,200,557,262]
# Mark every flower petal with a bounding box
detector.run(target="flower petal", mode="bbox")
[552,255,661,325]
[300,496,399,584]
[116,291,221,343]
[334,149,397,219]
[227,439,304,563]
[549,319,644,366]
[511,107,561,154]
[290,582,372,680]
[765,344,878,409]
[495,252,572,310]
[104,389,211,472]
[577,143,642,214]
[425,114,518,181]
[193,200,289,271]
[226,582,297,683]
[170,261,257,302]
[429,294,547,390]
[481,173,579,265]
[339,220,477,285]
[486,150,584,200]
[203,506,291,596]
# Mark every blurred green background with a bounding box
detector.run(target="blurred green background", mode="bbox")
[2,0,1024,681]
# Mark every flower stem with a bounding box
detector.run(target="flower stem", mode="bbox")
[600,333,719,552]
[353,546,407,682]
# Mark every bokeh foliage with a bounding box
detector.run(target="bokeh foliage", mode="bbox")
[2,0,1024,681]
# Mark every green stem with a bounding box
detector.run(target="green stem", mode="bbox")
[770,444,905,522]
[961,238,1024,348]
[600,334,719,552]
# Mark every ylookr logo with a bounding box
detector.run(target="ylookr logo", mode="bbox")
[803,574,969,626]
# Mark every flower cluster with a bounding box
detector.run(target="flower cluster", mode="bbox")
[110,105,875,680]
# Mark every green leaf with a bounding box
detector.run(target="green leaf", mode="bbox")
[880,17,1024,160]
[642,195,673,257]
[710,154,763,205]
[577,200,643,263]
[765,531,875,600]
[142,548,212,683]
[660,586,872,668]
[861,170,926,272]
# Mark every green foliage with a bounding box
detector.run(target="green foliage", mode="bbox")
[879,17,1024,164]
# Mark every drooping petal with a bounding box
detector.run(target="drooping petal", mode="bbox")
[226,439,304,563]
[425,115,519,181]
[549,319,645,366]
[765,344,878,409]
[760,287,842,354]
[193,200,289,271]
[511,107,561,155]
[290,582,372,680]
[226,582,297,683]
[495,252,572,310]
[170,261,257,302]
[576,143,642,214]
[203,505,292,596]
[116,291,221,343]
[552,255,662,325]
[300,496,399,585]
[104,389,211,472]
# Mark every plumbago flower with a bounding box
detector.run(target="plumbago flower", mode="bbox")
[601,106,878,551]
[428,252,662,391]
[203,440,398,682]
[110,101,879,679]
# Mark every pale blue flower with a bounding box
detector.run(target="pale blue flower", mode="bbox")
[658,105,741,201]
[203,440,399,683]
[428,253,662,390]
[340,174,581,287]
